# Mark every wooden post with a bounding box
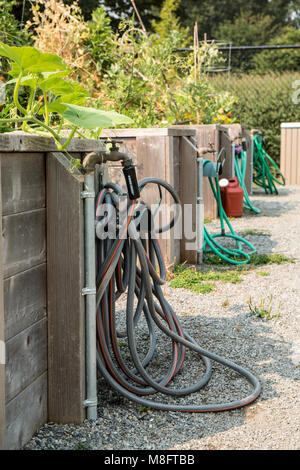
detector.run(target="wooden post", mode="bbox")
[179,136,198,264]
[0,158,5,450]
[47,152,86,424]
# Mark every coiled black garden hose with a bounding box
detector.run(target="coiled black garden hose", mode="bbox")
[95,176,261,412]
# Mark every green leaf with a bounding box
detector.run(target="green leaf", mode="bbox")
[27,52,69,74]
[40,77,75,95]
[0,42,69,74]
[40,88,90,114]
[6,71,72,91]
[0,42,39,68]
[61,103,134,129]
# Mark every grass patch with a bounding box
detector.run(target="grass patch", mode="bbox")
[204,252,294,268]
[204,217,212,224]
[249,253,295,266]
[169,265,243,294]
[170,252,294,294]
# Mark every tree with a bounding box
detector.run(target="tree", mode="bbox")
[11,0,100,23]
[99,0,163,30]
[0,0,30,46]
[253,28,300,72]
[152,0,188,40]
[213,12,280,71]
[63,0,101,19]
[178,0,296,38]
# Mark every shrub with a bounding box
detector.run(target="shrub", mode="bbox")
[24,0,235,128]
[211,71,300,163]
[0,0,30,47]
[253,28,300,73]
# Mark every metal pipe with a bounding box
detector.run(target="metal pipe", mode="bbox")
[83,173,98,420]
[177,44,300,52]
[231,142,236,178]
[197,157,204,264]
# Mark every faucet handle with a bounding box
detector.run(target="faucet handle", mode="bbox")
[101,139,123,150]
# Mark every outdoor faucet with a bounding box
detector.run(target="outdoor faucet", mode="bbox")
[82,140,140,200]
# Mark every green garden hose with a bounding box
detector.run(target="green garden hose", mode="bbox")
[203,158,256,265]
[253,133,285,195]
[234,144,261,214]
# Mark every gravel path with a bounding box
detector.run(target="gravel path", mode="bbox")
[24,186,300,451]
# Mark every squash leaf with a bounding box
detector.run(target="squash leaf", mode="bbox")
[0,42,69,74]
[61,103,134,129]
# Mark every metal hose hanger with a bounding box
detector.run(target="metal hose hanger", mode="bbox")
[95,175,261,412]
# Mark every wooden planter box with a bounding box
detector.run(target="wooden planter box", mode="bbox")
[171,124,234,220]
[0,124,254,448]
[280,123,300,184]
[0,133,103,450]
[101,128,199,264]
[101,125,254,262]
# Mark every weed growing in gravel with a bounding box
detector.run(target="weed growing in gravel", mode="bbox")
[169,252,294,295]
[138,406,152,413]
[248,295,281,320]
[250,253,294,266]
[257,271,271,277]
[239,229,271,237]
[222,299,230,308]
[169,265,243,294]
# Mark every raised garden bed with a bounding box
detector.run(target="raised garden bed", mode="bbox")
[0,133,102,450]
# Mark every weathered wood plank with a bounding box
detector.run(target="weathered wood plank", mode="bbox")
[179,136,198,264]
[5,373,47,450]
[4,264,46,341]
[1,153,45,216]
[285,129,292,185]
[5,319,47,403]
[136,136,169,263]
[2,209,46,279]
[101,128,197,138]
[292,129,298,184]
[165,136,181,265]
[171,124,222,219]
[47,151,86,424]
[195,125,219,220]
[0,132,104,153]
[0,157,5,450]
